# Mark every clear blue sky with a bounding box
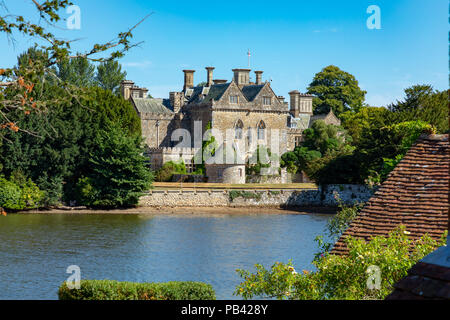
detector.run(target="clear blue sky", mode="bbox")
[1,0,447,107]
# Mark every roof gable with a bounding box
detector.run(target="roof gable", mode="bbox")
[332,134,449,255]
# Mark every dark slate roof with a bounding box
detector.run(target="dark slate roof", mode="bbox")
[386,261,450,300]
[187,83,230,104]
[332,134,449,255]
[241,84,265,101]
[132,98,173,114]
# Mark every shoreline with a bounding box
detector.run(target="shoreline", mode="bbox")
[16,206,338,216]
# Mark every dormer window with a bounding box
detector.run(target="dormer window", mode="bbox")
[230,95,239,104]
[263,97,272,106]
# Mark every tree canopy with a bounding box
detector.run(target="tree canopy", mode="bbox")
[96,60,127,93]
[307,65,367,117]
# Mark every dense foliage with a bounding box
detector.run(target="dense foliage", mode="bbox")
[155,160,187,182]
[282,79,447,185]
[59,280,216,300]
[0,47,149,208]
[235,226,447,300]
[74,125,153,208]
[307,65,367,117]
[280,120,354,182]
[0,173,44,211]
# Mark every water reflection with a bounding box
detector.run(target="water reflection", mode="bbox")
[0,213,330,300]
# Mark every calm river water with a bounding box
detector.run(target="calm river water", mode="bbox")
[0,212,330,300]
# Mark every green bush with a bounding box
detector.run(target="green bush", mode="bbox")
[0,177,22,210]
[155,160,187,182]
[0,175,44,210]
[58,280,216,300]
[235,226,447,300]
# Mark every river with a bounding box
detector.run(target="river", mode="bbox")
[0,212,330,300]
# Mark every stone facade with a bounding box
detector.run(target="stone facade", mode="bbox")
[121,66,341,183]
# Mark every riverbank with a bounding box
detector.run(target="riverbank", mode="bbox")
[18,206,338,215]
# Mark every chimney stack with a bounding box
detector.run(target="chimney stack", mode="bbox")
[289,90,300,118]
[255,71,263,85]
[183,70,195,92]
[213,79,227,85]
[120,80,135,100]
[206,67,215,87]
[232,69,251,86]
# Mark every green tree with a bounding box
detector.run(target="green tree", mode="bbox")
[388,84,434,113]
[388,85,448,133]
[341,106,392,146]
[1,1,147,139]
[307,65,367,117]
[280,121,353,180]
[77,125,153,208]
[57,57,96,87]
[0,84,141,205]
[96,60,127,93]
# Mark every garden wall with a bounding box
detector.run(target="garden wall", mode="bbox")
[139,184,375,208]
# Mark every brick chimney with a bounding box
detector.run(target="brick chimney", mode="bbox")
[206,67,215,87]
[255,71,263,85]
[183,70,195,91]
[232,69,251,86]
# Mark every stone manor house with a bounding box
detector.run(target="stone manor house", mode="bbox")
[120,67,340,183]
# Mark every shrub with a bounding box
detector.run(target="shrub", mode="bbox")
[0,175,44,210]
[235,226,447,300]
[155,160,187,182]
[0,177,22,210]
[58,280,216,300]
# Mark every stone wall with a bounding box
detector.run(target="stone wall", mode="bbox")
[139,184,375,208]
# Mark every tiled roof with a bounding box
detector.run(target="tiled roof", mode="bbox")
[132,98,173,114]
[332,134,449,255]
[386,261,450,300]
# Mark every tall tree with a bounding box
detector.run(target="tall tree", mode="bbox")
[57,57,96,87]
[388,85,448,133]
[388,85,434,113]
[96,60,127,93]
[307,65,367,117]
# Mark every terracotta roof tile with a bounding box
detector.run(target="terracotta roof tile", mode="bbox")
[386,262,450,300]
[332,134,449,256]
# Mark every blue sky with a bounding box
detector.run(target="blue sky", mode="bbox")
[1,0,447,106]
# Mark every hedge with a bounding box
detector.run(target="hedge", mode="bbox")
[58,280,216,300]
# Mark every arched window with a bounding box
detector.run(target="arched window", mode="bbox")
[235,120,244,139]
[257,121,266,140]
